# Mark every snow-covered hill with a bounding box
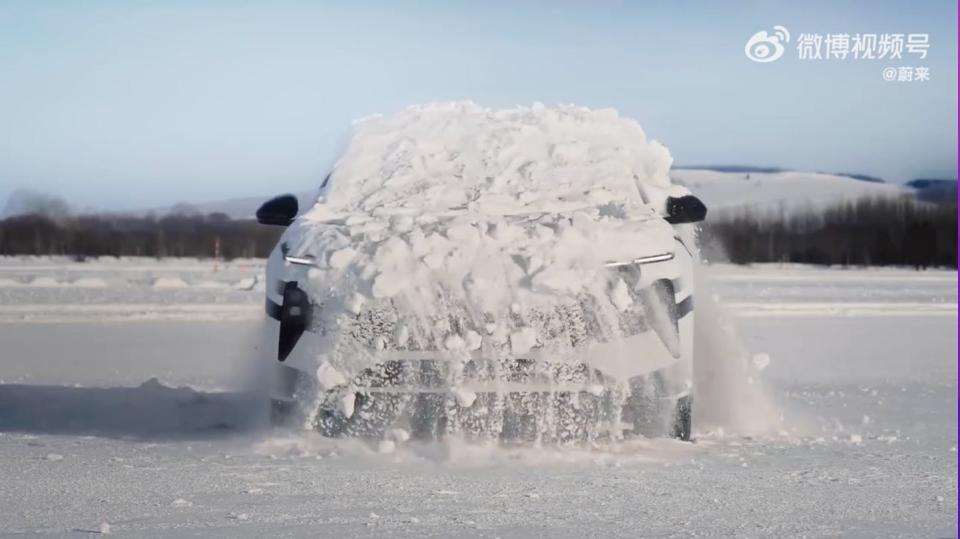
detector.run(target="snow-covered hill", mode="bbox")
[671,169,912,216]
[165,169,919,220]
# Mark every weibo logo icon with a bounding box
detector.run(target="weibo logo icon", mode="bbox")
[745,26,790,63]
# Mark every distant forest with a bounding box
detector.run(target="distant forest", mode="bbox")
[0,212,283,260]
[0,197,956,268]
[701,197,957,268]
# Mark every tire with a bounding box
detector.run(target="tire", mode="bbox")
[624,374,693,441]
[672,395,693,441]
[270,397,303,428]
[315,391,412,439]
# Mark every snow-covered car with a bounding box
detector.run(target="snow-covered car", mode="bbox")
[257,103,706,442]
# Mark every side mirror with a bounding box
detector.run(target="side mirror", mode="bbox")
[664,195,707,224]
[256,194,299,226]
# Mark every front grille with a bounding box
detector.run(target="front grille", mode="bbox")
[350,357,601,391]
[333,278,680,356]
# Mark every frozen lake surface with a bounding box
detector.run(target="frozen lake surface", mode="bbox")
[0,258,955,537]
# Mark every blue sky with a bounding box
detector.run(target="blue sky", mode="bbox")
[0,0,956,211]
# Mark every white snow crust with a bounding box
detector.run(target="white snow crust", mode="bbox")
[290,103,683,379]
[319,102,676,215]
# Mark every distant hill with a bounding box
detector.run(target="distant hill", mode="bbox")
[832,172,885,183]
[675,165,886,184]
[3,168,952,222]
[178,170,914,219]
[674,165,786,174]
[670,169,910,216]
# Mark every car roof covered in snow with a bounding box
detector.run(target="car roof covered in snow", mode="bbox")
[310,102,676,218]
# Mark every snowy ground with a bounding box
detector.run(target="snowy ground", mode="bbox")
[0,258,955,538]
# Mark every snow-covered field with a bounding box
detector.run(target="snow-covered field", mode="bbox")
[670,169,910,216]
[0,257,955,538]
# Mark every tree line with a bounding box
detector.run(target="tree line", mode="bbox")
[0,196,955,268]
[0,212,283,260]
[700,197,957,268]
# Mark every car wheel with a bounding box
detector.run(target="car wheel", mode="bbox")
[672,395,693,441]
[624,374,693,441]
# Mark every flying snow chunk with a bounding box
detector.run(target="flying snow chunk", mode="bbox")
[316,362,348,391]
[339,393,356,418]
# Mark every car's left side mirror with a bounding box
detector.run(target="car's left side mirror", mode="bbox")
[256,194,299,226]
[664,195,707,224]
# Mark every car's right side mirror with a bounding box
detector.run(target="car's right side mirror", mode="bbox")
[664,195,707,224]
[256,194,299,226]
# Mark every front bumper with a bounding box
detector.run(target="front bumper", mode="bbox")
[265,279,694,403]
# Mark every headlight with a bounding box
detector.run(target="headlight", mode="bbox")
[604,252,674,267]
[284,254,319,267]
